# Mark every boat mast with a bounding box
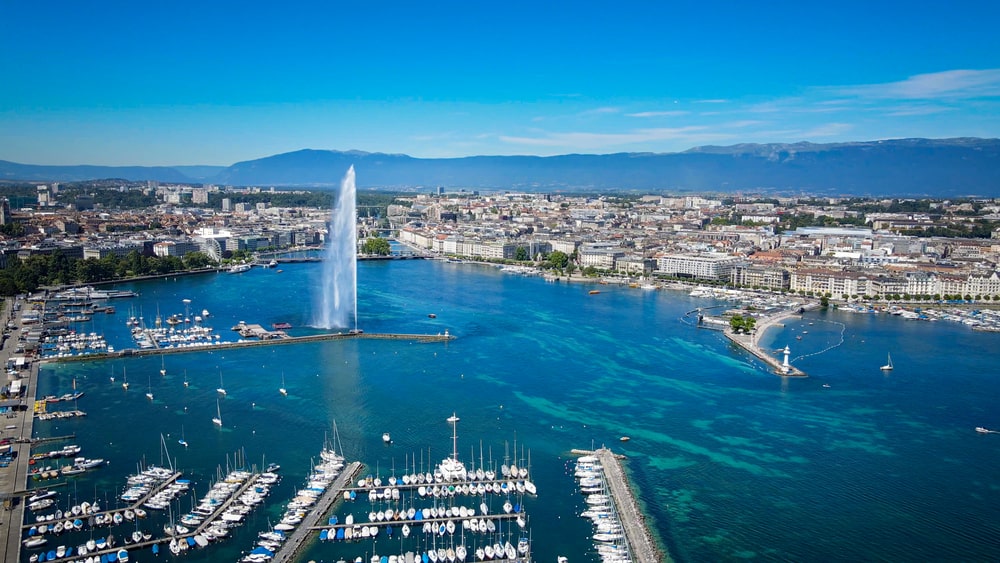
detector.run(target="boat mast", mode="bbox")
[447,412,460,462]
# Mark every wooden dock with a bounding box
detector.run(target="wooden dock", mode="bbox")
[271,461,363,563]
[574,448,666,563]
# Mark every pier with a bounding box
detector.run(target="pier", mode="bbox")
[573,448,665,563]
[271,461,363,563]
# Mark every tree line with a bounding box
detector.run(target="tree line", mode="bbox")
[0,250,215,296]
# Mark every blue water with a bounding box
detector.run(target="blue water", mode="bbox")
[30,261,1000,562]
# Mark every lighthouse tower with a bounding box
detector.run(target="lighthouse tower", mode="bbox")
[781,345,792,374]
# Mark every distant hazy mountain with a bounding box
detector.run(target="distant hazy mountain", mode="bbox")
[0,160,226,184]
[2,138,999,196]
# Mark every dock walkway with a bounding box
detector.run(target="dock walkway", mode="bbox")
[271,461,363,563]
[20,471,182,530]
[80,471,262,560]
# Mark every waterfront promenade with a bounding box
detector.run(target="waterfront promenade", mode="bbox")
[0,296,35,563]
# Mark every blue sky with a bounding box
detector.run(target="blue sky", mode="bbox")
[2,1,999,166]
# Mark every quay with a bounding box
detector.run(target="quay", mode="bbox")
[271,461,364,563]
[46,331,455,364]
[0,297,36,563]
[572,447,666,563]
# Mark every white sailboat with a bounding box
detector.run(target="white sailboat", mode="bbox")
[178,426,188,448]
[279,373,287,396]
[212,399,223,427]
[159,354,166,377]
[145,374,154,401]
[880,353,894,371]
[183,370,189,388]
[217,371,226,395]
[122,367,129,391]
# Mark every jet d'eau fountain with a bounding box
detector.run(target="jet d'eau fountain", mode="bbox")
[313,165,357,330]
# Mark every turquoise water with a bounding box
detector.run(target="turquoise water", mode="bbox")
[31,261,1000,562]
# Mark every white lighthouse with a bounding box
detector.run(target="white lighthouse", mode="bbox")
[781,345,792,374]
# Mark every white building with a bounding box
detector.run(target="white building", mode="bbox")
[657,253,740,280]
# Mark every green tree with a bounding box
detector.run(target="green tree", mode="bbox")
[547,250,569,269]
[361,237,391,256]
[514,246,529,261]
[182,251,215,269]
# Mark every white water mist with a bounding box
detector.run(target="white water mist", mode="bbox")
[313,166,357,330]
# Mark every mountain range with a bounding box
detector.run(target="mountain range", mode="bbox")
[2,138,999,196]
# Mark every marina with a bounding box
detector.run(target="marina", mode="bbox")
[4,256,1000,562]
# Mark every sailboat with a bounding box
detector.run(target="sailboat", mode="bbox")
[279,373,287,396]
[121,367,129,390]
[880,353,894,371]
[178,426,188,448]
[146,374,154,401]
[216,371,226,395]
[183,370,189,388]
[212,400,223,427]
[159,355,166,377]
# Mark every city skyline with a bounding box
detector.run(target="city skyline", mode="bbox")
[2,1,999,166]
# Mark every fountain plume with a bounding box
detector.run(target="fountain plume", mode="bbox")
[313,165,357,329]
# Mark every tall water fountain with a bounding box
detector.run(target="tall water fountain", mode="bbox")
[313,165,357,330]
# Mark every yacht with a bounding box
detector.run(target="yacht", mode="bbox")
[382,432,392,444]
[880,353,894,371]
[228,263,251,274]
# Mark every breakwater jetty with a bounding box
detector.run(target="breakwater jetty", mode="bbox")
[723,305,816,377]
[572,447,666,563]
[45,330,455,364]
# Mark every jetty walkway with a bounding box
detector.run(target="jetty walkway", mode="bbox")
[573,448,665,563]
[271,461,364,563]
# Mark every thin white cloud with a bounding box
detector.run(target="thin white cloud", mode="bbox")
[884,104,956,117]
[694,99,729,104]
[499,126,736,150]
[578,107,621,116]
[836,69,1000,100]
[794,123,854,138]
[625,110,690,118]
